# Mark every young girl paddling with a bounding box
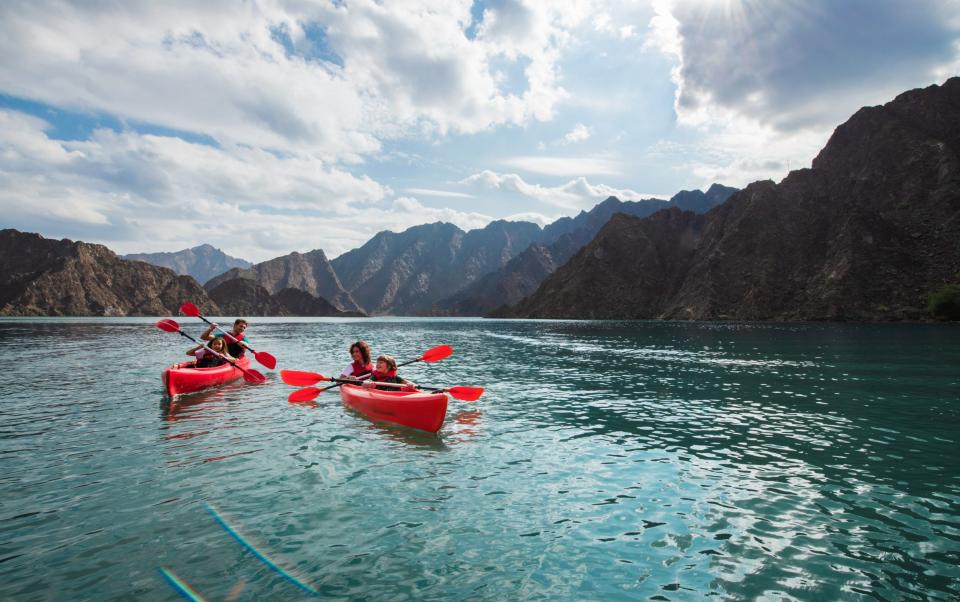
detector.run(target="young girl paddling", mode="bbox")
[187,337,232,368]
[363,355,417,392]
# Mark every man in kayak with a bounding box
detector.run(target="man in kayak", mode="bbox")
[186,337,232,368]
[201,318,249,358]
[340,341,373,382]
[363,355,417,391]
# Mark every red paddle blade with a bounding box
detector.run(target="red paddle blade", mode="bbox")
[179,302,200,317]
[242,369,267,384]
[280,370,329,386]
[254,351,277,370]
[156,319,180,333]
[289,387,322,403]
[420,345,453,363]
[447,386,484,401]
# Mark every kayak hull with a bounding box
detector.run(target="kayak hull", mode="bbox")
[340,384,448,433]
[162,356,250,397]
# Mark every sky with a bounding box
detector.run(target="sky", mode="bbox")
[1,0,958,262]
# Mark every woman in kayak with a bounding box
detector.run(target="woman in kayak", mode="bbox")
[187,337,232,368]
[201,318,248,358]
[363,355,417,392]
[340,340,373,382]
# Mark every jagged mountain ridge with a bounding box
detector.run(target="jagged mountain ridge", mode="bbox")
[330,219,542,315]
[204,249,361,313]
[206,278,363,317]
[502,78,960,321]
[123,244,252,284]
[0,229,219,316]
[436,185,737,316]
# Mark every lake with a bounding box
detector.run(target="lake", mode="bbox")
[1,317,958,600]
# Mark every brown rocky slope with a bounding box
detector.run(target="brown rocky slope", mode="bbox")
[0,229,219,316]
[503,78,960,321]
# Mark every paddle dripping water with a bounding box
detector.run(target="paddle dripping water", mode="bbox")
[0,318,958,600]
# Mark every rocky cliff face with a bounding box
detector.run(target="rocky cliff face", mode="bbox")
[504,78,960,321]
[206,278,362,317]
[331,220,541,315]
[123,244,252,284]
[204,249,360,313]
[440,186,735,316]
[0,229,219,316]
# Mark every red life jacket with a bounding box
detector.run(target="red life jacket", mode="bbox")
[371,369,400,382]
[350,361,373,377]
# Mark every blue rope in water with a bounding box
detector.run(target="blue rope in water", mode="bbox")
[205,503,319,596]
[159,566,207,602]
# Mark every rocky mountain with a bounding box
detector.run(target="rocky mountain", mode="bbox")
[330,219,541,315]
[123,244,252,284]
[501,78,960,321]
[207,278,363,317]
[438,186,736,315]
[204,249,361,313]
[0,229,219,316]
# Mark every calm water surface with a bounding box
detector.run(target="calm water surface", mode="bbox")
[0,318,958,600]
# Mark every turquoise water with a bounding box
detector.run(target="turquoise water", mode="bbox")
[1,318,958,600]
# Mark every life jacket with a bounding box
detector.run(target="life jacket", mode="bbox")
[220,332,246,357]
[370,369,402,390]
[195,347,227,368]
[350,361,373,378]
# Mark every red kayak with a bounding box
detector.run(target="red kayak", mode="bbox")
[339,384,448,433]
[162,356,251,397]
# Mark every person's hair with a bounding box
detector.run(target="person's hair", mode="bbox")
[377,354,397,371]
[350,341,371,365]
[209,338,227,354]
[234,318,248,328]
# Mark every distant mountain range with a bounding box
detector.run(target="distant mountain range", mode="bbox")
[434,185,736,315]
[123,244,252,284]
[499,77,960,321]
[6,79,952,320]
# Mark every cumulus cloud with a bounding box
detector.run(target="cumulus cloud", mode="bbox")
[460,169,661,210]
[500,155,622,176]
[0,109,491,261]
[0,1,595,158]
[647,0,960,131]
[560,123,592,144]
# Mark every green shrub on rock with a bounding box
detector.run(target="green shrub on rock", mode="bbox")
[928,284,960,320]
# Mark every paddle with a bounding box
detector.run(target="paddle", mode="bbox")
[179,302,277,370]
[280,344,453,387]
[156,319,266,384]
[286,375,483,403]
[355,380,484,401]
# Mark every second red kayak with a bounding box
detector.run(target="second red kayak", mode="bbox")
[163,356,251,397]
[339,384,448,433]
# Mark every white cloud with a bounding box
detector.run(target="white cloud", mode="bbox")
[460,169,661,210]
[390,196,493,232]
[403,188,475,199]
[0,1,597,159]
[500,155,622,176]
[0,109,433,261]
[643,0,960,188]
[560,123,592,144]
[647,0,960,132]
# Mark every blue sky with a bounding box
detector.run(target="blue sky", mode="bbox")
[1,0,958,262]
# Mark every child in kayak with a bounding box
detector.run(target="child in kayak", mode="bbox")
[363,355,417,392]
[340,340,373,382]
[201,318,249,358]
[187,337,232,368]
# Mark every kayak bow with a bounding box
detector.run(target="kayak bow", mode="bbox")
[162,356,252,397]
[339,384,448,433]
